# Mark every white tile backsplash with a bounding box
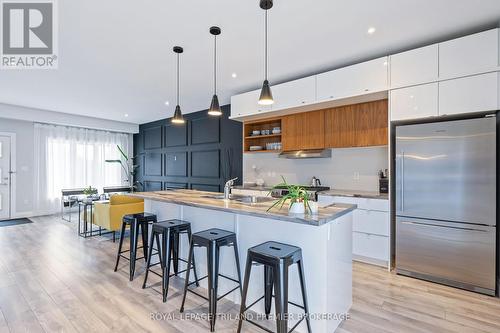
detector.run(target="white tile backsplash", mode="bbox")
[243,146,388,191]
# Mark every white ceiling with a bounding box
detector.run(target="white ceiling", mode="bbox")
[1,0,500,125]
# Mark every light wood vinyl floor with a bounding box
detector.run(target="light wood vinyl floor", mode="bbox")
[0,215,499,333]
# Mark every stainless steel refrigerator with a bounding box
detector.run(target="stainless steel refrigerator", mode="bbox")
[395,115,497,296]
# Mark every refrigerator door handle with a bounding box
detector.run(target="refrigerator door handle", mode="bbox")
[401,151,405,212]
[400,220,490,233]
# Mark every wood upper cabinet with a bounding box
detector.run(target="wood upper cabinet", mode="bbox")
[325,100,388,148]
[282,110,325,151]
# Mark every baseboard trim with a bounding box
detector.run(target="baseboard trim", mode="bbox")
[353,254,389,268]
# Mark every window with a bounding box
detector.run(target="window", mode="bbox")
[34,123,131,214]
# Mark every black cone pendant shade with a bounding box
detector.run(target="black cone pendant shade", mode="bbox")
[172,46,185,124]
[208,26,222,116]
[208,94,221,116]
[259,79,273,105]
[172,105,184,123]
[258,0,274,105]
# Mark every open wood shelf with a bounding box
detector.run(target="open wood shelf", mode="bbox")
[245,134,282,139]
[243,117,282,153]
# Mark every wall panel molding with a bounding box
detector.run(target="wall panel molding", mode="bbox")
[134,105,242,193]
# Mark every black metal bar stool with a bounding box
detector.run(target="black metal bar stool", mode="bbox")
[237,241,312,333]
[142,219,200,302]
[114,212,157,281]
[180,228,243,332]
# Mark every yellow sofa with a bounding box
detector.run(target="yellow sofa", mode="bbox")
[93,195,144,232]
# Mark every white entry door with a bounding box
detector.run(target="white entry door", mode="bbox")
[0,136,11,220]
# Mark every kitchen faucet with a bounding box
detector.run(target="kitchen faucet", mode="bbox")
[224,177,238,199]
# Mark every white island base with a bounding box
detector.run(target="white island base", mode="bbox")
[145,199,353,333]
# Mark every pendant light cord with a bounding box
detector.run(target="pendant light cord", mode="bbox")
[214,35,217,95]
[265,9,268,81]
[176,52,180,105]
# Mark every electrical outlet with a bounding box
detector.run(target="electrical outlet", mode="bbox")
[353,172,360,181]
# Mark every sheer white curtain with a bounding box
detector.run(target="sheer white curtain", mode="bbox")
[34,123,131,214]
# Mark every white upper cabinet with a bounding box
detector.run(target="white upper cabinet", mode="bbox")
[271,76,316,111]
[230,89,272,118]
[390,44,438,88]
[439,29,499,79]
[317,56,388,101]
[390,83,438,121]
[438,72,499,116]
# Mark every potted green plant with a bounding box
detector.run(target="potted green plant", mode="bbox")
[105,145,143,192]
[267,176,311,214]
[83,186,98,198]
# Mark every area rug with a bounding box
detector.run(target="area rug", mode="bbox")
[0,218,33,227]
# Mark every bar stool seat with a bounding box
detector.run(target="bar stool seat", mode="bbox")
[180,228,243,332]
[142,219,199,302]
[237,241,312,333]
[114,212,157,281]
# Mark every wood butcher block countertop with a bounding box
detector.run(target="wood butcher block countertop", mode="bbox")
[128,189,356,226]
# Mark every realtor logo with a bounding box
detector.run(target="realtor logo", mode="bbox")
[1,0,58,69]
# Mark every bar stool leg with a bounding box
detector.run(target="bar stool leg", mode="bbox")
[140,222,149,263]
[172,231,180,275]
[232,239,243,296]
[187,228,200,287]
[114,222,127,272]
[142,230,156,289]
[129,220,139,281]
[162,229,172,303]
[273,263,289,333]
[237,255,253,333]
[180,241,195,313]
[207,241,220,332]
[297,259,312,333]
[264,265,274,319]
[155,233,162,266]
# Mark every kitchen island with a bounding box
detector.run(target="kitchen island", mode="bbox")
[129,189,355,333]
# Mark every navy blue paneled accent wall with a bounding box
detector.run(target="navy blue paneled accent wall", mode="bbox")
[134,105,242,193]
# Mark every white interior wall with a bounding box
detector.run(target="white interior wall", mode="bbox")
[0,114,134,218]
[243,146,389,191]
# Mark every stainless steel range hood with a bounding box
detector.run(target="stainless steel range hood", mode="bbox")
[279,149,332,159]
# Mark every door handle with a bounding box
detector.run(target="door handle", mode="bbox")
[401,220,489,233]
[400,152,405,211]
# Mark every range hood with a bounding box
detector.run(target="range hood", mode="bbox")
[279,149,332,159]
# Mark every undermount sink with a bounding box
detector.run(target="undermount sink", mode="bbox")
[201,194,275,204]
[234,196,275,204]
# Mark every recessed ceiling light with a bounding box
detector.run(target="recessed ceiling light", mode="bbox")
[367,27,376,35]
[231,73,237,78]
[165,101,170,106]
[124,113,129,117]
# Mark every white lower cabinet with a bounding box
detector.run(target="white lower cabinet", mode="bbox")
[318,195,390,267]
[352,232,389,263]
[353,209,389,236]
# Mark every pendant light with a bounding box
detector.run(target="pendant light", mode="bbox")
[208,26,222,116]
[258,0,274,105]
[172,46,185,124]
